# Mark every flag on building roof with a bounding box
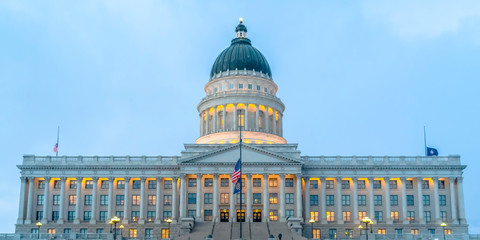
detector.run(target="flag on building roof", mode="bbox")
[427,147,438,156]
[232,158,241,184]
[53,143,58,153]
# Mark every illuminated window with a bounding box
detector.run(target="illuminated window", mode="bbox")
[326,195,334,206]
[423,195,430,206]
[131,211,139,222]
[310,180,318,189]
[310,211,319,221]
[253,193,261,204]
[164,195,172,206]
[342,195,350,206]
[326,211,335,222]
[204,193,213,204]
[390,195,398,206]
[101,180,108,189]
[341,180,350,189]
[36,195,44,205]
[269,179,278,187]
[164,180,172,189]
[342,211,351,222]
[116,180,125,189]
[444,229,452,235]
[238,112,244,127]
[204,178,213,187]
[147,211,155,222]
[188,193,196,204]
[148,195,156,206]
[357,180,365,189]
[326,180,334,189]
[422,180,429,189]
[220,193,229,204]
[285,178,294,187]
[69,180,77,189]
[204,210,212,221]
[47,228,55,234]
[132,195,140,206]
[221,178,229,187]
[269,210,278,221]
[373,180,382,189]
[358,195,366,206]
[358,211,366,221]
[407,211,415,222]
[313,229,320,239]
[148,180,157,189]
[161,229,170,239]
[269,193,278,204]
[377,229,386,235]
[100,195,108,206]
[116,195,124,206]
[391,211,399,221]
[85,180,93,189]
[389,180,398,189]
[129,229,137,238]
[53,180,60,189]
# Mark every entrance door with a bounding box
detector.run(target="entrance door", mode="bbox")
[253,210,262,222]
[236,209,245,222]
[220,209,229,222]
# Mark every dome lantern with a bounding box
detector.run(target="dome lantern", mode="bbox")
[235,18,247,38]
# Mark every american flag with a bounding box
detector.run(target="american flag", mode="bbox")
[53,143,58,153]
[231,158,241,184]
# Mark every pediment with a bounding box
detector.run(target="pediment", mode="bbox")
[180,144,303,165]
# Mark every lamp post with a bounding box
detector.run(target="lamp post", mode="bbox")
[166,218,173,239]
[358,225,363,236]
[36,222,42,239]
[362,217,373,240]
[309,219,315,239]
[119,225,124,240]
[109,220,113,233]
[111,216,121,240]
[441,222,447,240]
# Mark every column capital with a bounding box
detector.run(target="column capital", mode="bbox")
[196,173,203,178]
[28,176,35,182]
[351,177,358,181]
[179,174,186,179]
[76,177,83,181]
[107,177,115,183]
[457,177,463,183]
[20,176,26,182]
[124,177,131,182]
[44,176,51,181]
[367,177,374,182]
[400,177,407,182]
[213,173,219,179]
[60,177,67,182]
[263,173,269,178]
[91,177,99,182]
[431,177,439,182]
[295,173,302,179]
[156,177,163,182]
[448,177,456,182]
[172,176,178,181]
[384,177,391,181]
[336,176,342,182]
[417,177,424,181]
[140,177,147,182]
[279,173,286,179]
[246,173,252,178]
[319,176,326,182]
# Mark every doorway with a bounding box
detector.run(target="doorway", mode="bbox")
[220,209,229,222]
[236,209,245,222]
[253,209,262,222]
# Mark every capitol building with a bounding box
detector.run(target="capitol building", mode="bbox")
[13,20,469,240]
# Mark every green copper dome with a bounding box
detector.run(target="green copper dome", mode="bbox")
[210,22,272,79]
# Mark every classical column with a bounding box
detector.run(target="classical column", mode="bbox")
[74,177,83,224]
[367,177,374,219]
[233,104,237,131]
[304,177,310,221]
[272,110,277,135]
[204,111,209,134]
[107,177,114,221]
[213,174,219,221]
[196,174,203,221]
[17,177,26,224]
[385,177,392,224]
[222,105,226,130]
[57,177,66,224]
[400,178,408,224]
[336,177,343,224]
[246,174,252,222]
[279,174,286,221]
[139,177,147,224]
[279,114,283,136]
[416,177,425,223]
[230,177,235,222]
[213,107,217,132]
[457,177,466,224]
[352,177,359,224]
[263,174,269,221]
[172,177,178,222]
[449,177,457,224]
[433,177,440,223]
[90,177,98,224]
[25,177,34,224]
[245,104,249,130]
[265,108,270,133]
[179,175,186,219]
[41,177,51,224]
[154,177,162,224]
[199,113,203,136]
[320,177,327,224]
[295,174,302,219]
[255,105,259,130]
[122,177,131,224]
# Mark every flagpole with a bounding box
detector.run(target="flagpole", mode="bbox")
[239,124,243,239]
[424,126,427,156]
[56,126,60,157]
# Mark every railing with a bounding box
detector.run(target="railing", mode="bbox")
[301,155,461,166]
[199,90,282,103]
[22,155,180,165]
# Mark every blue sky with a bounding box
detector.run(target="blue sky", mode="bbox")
[1,0,479,233]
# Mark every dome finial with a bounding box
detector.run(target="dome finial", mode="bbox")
[239,17,243,23]
[235,18,247,38]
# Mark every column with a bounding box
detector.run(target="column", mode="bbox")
[246,174,252,222]
[400,178,408,224]
[179,175,186,219]
[213,174,219,221]
[279,114,283,136]
[367,177,374,219]
[196,174,203,221]
[265,108,270,133]
[139,177,147,224]
[304,177,310,221]
[295,174,302,219]
[204,111,209,134]
[336,177,343,224]
[457,177,466,224]
[213,107,217,132]
[230,177,235,222]
[352,177,359,224]
[449,177,457,224]
[17,177,26,224]
[233,104,237,130]
[199,113,203,136]
[279,174,286,221]
[272,110,277,135]
[320,177,326,224]
[74,177,82,224]
[245,104,249,130]
[433,177,440,223]
[255,105,259,130]
[263,174,269,221]
[25,177,34,224]
[172,177,178,222]
[385,177,392,224]
[416,177,425,223]
[222,105,226,130]
[155,177,162,224]
[57,177,66,224]
[107,177,114,221]
[90,177,98,224]
[41,177,51,224]
[122,177,131,224]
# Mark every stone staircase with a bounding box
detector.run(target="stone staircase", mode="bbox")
[268,222,307,240]
[175,222,213,240]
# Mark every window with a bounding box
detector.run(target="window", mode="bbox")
[326,195,334,206]
[326,211,335,222]
[423,195,430,206]
[131,211,140,222]
[84,211,92,221]
[99,211,107,221]
[358,195,366,206]
[129,229,137,238]
[253,193,262,204]
[214,87,217,93]
[373,180,382,189]
[97,228,104,234]
[204,210,212,221]
[342,195,350,206]
[441,211,447,222]
[422,180,430,189]
[147,211,156,222]
[145,228,153,238]
[407,211,415,222]
[239,83,243,89]
[439,180,445,189]
[148,195,156,206]
[47,229,55,234]
[411,229,419,235]
[310,211,319,221]
[248,84,252,89]
[148,180,157,189]
[36,211,43,221]
[38,180,45,189]
[286,209,294,218]
[269,179,278,187]
[79,228,87,234]
[70,180,77,189]
[269,193,278,204]
[116,211,124,219]
[444,229,452,235]
[220,193,229,204]
[52,211,59,221]
[101,180,108,189]
[116,195,124,206]
[389,180,398,189]
[286,193,294,204]
[164,195,172,206]
[188,178,196,187]
[310,180,318,189]
[395,229,403,236]
[117,180,125,189]
[326,180,334,189]
[313,229,321,239]
[440,195,446,206]
[264,87,268,93]
[204,193,213,204]
[256,85,261,91]
[132,180,140,189]
[391,211,399,221]
[374,195,382,206]
[269,210,278,221]
[346,229,353,238]
[188,210,195,218]
[163,211,172,221]
[253,178,261,187]
[406,180,413,189]
[343,211,351,222]
[329,229,336,239]
[390,195,398,206]
[31,229,38,234]
[428,229,435,235]
[52,195,60,205]
[64,228,71,234]
[68,195,76,205]
[100,195,108,206]
[164,180,172,189]
[67,211,75,222]
[407,195,414,206]
[37,195,44,205]
[53,180,60,189]
[132,195,140,206]
[375,211,383,221]
[84,195,92,205]
[358,211,366,221]
[424,211,432,222]
[342,180,350,189]
[162,228,170,239]
[188,193,196,204]
[310,195,319,206]
[285,178,294,187]
[377,229,386,235]
[358,180,366,189]
[220,178,229,187]
[85,180,93,189]
[204,178,213,187]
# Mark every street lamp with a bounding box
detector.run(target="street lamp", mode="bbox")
[358,225,363,236]
[441,222,447,240]
[109,219,113,233]
[36,222,42,239]
[119,225,124,240]
[111,216,121,240]
[309,219,315,239]
[166,218,173,239]
[362,217,373,240]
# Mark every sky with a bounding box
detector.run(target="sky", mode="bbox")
[1,0,479,234]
